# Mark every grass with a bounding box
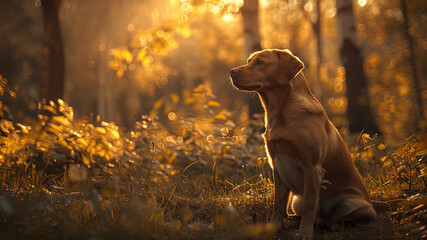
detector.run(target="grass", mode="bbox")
[0,83,426,239]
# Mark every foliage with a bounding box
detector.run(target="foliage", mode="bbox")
[107,0,243,79]
[0,76,426,239]
[360,133,427,193]
[355,132,427,239]
[1,0,426,239]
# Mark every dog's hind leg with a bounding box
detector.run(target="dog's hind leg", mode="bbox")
[342,200,376,224]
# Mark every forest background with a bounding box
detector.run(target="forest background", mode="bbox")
[0,0,426,239]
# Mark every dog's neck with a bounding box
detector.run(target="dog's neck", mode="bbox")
[257,84,291,111]
[258,73,314,109]
[291,73,314,96]
[257,73,323,123]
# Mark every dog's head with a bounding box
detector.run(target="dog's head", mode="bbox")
[229,49,304,92]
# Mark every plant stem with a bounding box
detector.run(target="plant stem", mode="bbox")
[372,139,410,185]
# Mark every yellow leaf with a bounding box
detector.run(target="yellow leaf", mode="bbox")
[362,133,370,140]
[169,93,180,104]
[17,124,29,134]
[225,120,236,128]
[214,113,227,121]
[397,165,405,172]
[57,98,66,107]
[416,149,427,156]
[420,166,427,177]
[193,84,207,93]
[143,58,151,67]
[207,100,221,107]
[82,154,91,168]
[76,137,88,148]
[95,127,106,135]
[214,109,231,120]
[109,129,120,140]
[116,70,124,78]
[58,138,68,147]
[184,97,195,105]
[42,105,56,113]
[46,122,62,134]
[108,60,120,70]
[123,50,133,64]
[378,144,386,150]
[152,99,164,110]
[52,116,70,126]
[137,49,147,62]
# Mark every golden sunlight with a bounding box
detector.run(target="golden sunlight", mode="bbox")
[1,0,426,239]
[358,0,367,7]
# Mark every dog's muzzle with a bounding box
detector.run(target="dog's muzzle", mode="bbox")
[230,68,239,80]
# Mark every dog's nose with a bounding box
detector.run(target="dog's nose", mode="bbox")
[230,69,238,78]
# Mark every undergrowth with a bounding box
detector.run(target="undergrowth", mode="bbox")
[0,75,426,239]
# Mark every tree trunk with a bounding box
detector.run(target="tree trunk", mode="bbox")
[300,0,323,103]
[400,0,423,132]
[97,37,116,122]
[41,0,64,102]
[96,1,115,122]
[335,0,380,135]
[314,0,323,104]
[240,0,264,118]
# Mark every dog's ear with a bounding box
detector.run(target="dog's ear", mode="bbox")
[276,50,304,85]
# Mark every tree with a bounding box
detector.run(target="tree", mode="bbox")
[400,0,423,132]
[240,0,264,118]
[41,0,64,102]
[335,0,380,135]
[299,0,324,104]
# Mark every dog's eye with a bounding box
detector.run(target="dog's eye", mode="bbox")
[256,60,263,65]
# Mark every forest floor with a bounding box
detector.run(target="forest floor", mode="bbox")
[0,172,425,240]
[0,86,425,239]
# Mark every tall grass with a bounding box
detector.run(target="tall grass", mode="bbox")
[0,78,426,239]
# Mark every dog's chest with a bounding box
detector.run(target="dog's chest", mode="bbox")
[272,151,304,196]
[263,111,292,142]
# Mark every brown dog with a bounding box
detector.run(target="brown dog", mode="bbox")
[230,49,376,239]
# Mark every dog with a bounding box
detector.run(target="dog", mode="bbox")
[230,49,376,240]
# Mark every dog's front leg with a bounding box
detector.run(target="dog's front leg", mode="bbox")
[271,170,291,227]
[297,165,322,240]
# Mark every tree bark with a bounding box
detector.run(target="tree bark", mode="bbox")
[41,0,64,102]
[400,0,423,132]
[299,0,323,103]
[314,0,323,104]
[240,0,264,118]
[335,0,380,135]
[96,1,115,122]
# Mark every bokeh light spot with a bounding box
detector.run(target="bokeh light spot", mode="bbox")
[160,77,169,86]
[127,23,135,32]
[168,112,177,121]
[98,43,106,52]
[34,0,41,8]
[358,0,367,7]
